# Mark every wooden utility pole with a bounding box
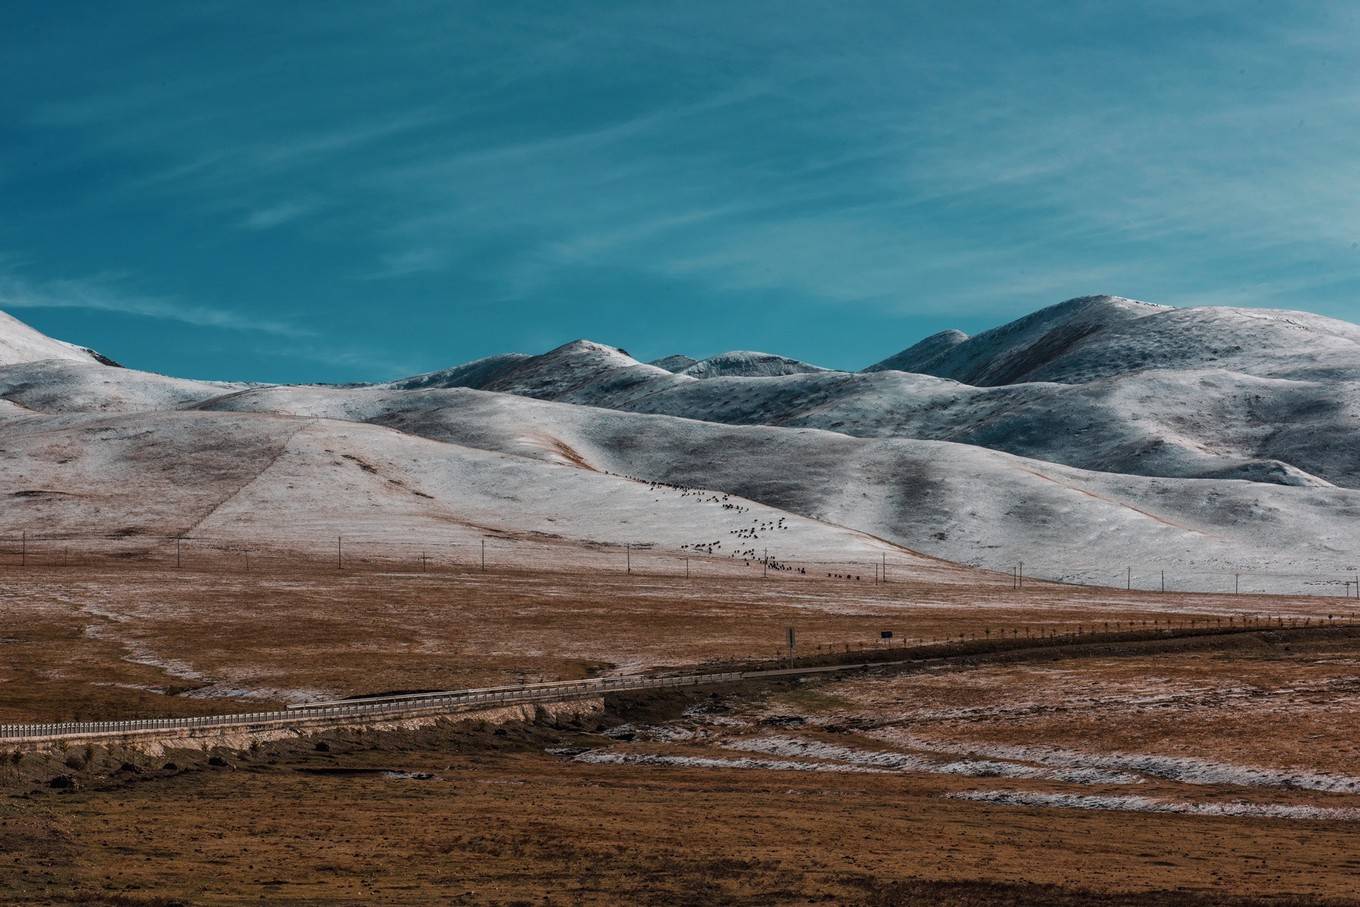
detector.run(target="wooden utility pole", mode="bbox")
[1235,573,1240,595]
[1127,567,1131,590]
[626,543,631,575]
[337,536,343,571]
[685,557,689,579]
[176,536,182,569]
[1161,569,1165,593]
[1018,561,1023,590]
[882,552,887,584]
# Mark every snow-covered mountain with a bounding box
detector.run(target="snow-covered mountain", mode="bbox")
[377,298,1360,488]
[1,300,1358,592]
[679,351,828,379]
[650,351,828,378]
[193,382,1360,587]
[871,296,1360,385]
[0,359,244,413]
[649,354,698,373]
[864,328,967,374]
[0,309,120,368]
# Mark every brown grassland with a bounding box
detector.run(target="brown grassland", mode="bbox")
[2,559,1359,905]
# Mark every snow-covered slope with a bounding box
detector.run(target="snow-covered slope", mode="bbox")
[0,360,245,414]
[375,298,1360,488]
[876,296,1167,386]
[869,296,1360,385]
[3,298,1358,594]
[193,383,1360,591]
[680,351,829,379]
[614,368,1358,487]
[1015,306,1360,384]
[384,352,530,391]
[0,408,945,579]
[650,354,698,373]
[384,340,680,401]
[0,309,119,367]
[865,329,967,374]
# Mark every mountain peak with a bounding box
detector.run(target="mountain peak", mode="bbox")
[891,295,1167,386]
[650,354,698,373]
[865,329,968,374]
[0,309,120,368]
[545,339,641,363]
[680,351,829,379]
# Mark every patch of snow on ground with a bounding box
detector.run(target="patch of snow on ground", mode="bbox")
[949,789,1360,822]
[721,735,1139,784]
[572,749,886,773]
[876,731,1360,793]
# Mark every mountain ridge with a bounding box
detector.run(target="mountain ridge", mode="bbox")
[1,297,1357,593]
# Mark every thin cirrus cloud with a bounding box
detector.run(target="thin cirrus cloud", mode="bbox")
[344,11,1360,320]
[4,2,1360,381]
[0,271,311,339]
[240,200,321,232]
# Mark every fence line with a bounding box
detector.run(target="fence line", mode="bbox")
[0,531,1357,599]
[6,619,1352,745]
[1,670,743,743]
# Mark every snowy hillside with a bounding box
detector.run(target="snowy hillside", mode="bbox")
[869,296,1360,385]
[2,297,1358,593]
[864,329,967,374]
[376,299,1360,488]
[650,354,698,372]
[0,359,244,414]
[384,352,530,391]
[680,351,829,379]
[194,383,1360,591]
[385,340,679,400]
[872,295,1167,385]
[0,407,946,580]
[1014,306,1360,384]
[0,309,119,368]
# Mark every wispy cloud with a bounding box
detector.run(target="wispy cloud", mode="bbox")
[7,1,1360,380]
[326,4,1360,323]
[0,270,311,338]
[240,199,320,231]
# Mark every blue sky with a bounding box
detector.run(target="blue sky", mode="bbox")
[3,2,1359,382]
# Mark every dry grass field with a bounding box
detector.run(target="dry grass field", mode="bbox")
[3,560,1360,905]
[2,558,1351,721]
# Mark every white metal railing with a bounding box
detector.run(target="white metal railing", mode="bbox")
[5,619,1346,745]
[0,671,744,744]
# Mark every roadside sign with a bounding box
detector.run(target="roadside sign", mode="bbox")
[880,630,893,639]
